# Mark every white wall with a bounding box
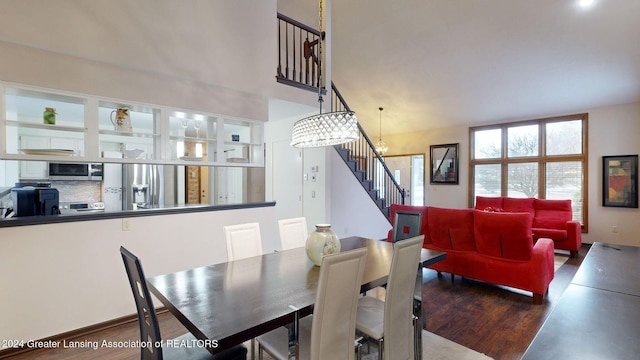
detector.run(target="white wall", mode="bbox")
[329,150,392,240]
[583,102,640,246]
[0,206,277,345]
[0,0,318,122]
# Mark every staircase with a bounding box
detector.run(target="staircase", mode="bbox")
[277,13,406,220]
[330,83,406,219]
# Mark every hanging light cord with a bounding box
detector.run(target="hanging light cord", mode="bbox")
[379,107,383,140]
[317,0,324,114]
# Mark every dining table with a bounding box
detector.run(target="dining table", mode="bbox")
[147,236,446,360]
[522,242,640,359]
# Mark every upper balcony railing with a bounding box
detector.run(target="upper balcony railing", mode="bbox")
[276,13,325,93]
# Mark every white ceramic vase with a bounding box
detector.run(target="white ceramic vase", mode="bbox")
[305,224,341,266]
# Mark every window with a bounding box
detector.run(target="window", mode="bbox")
[469,114,588,229]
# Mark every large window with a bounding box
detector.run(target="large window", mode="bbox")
[469,114,588,229]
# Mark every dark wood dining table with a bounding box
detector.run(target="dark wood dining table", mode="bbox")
[147,236,445,360]
[522,242,640,359]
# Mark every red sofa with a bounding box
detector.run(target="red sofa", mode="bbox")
[474,196,582,258]
[387,204,555,304]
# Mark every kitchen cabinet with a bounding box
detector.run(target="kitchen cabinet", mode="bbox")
[18,135,86,179]
[1,81,264,167]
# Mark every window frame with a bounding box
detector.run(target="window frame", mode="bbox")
[468,113,588,232]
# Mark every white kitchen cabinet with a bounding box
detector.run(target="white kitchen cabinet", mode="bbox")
[1,81,264,167]
[19,136,48,179]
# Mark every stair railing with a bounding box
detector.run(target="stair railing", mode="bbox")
[331,82,406,209]
[276,13,326,94]
[276,12,406,215]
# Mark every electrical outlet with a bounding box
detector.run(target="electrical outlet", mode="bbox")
[612,225,618,233]
[122,218,132,231]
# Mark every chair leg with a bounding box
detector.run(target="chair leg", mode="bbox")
[413,315,420,359]
[378,338,384,360]
[251,338,255,360]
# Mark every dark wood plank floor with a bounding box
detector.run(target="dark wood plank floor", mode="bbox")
[1,246,587,360]
[423,246,587,360]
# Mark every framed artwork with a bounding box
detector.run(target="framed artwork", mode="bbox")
[603,155,638,208]
[430,143,459,184]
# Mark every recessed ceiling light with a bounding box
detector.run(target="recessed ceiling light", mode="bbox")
[579,0,595,8]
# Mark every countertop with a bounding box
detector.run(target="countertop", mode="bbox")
[0,201,276,228]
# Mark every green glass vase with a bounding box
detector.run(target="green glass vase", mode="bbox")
[43,108,56,125]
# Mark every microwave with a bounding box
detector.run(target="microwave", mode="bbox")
[49,163,103,181]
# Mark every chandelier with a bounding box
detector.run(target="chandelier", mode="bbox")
[374,107,388,155]
[290,0,358,148]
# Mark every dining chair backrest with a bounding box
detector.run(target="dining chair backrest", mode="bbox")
[278,217,308,250]
[120,246,163,360]
[383,235,424,359]
[392,210,423,243]
[223,222,263,261]
[310,247,368,360]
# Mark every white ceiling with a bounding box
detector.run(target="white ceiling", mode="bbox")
[328,0,640,135]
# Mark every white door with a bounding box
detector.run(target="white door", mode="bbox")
[272,140,303,222]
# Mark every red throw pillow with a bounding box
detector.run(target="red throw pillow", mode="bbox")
[475,196,504,210]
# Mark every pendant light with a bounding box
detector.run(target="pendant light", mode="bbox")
[374,107,388,155]
[290,0,359,148]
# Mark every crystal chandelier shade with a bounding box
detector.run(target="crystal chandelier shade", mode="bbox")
[291,111,359,148]
[374,106,388,154]
[290,0,359,148]
[375,139,388,154]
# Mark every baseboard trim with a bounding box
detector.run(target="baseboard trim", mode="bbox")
[0,308,167,359]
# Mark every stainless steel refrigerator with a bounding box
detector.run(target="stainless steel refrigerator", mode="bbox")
[122,164,164,210]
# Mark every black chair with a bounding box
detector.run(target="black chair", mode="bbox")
[392,210,423,243]
[120,246,247,360]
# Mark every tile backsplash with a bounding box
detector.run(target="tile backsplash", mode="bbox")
[51,181,101,203]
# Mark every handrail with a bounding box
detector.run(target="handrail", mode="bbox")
[331,82,406,209]
[275,12,406,213]
[276,13,322,92]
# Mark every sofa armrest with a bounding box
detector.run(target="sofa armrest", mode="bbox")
[565,221,582,251]
[529,238,555,295]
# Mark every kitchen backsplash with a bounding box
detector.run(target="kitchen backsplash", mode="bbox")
[51,181,101,203]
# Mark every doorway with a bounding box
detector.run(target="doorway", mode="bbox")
[381,154,424,205]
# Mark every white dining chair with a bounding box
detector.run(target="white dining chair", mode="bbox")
[255,248,368,360]
[223,222,263,261]
[355,235,424,360]
[278,217,308,250]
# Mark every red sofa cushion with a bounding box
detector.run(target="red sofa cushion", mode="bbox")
[473,210,533,261]
[503,197,536,217]
[427,207,476,251]
[475,196,504,211]
[534,199,572,230]
[533,228,568,241]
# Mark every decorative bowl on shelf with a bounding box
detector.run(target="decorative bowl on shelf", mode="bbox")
[124,149,144,159]
[20,149,75,156]
[179,156,204,162]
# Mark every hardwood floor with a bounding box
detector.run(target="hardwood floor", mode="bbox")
[0,246,587,360]
[423,246,587,360]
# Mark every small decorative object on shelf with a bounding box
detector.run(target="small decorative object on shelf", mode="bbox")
[43,107,57,125]
[305,224,341,266]
[110,107,132,132]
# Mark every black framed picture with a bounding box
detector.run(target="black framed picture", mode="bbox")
[430,143,459,184]
[603,155,638,208]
